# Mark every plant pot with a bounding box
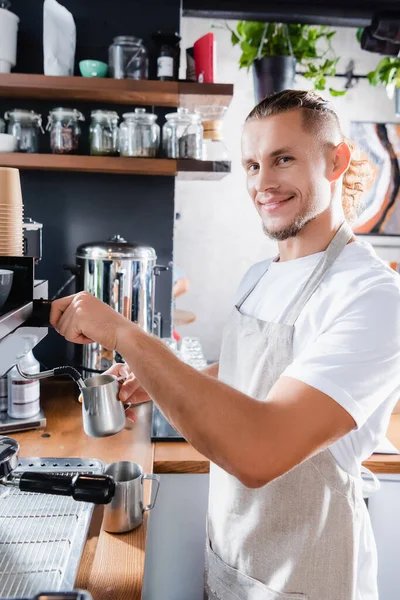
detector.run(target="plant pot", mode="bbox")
[252,56,297,103]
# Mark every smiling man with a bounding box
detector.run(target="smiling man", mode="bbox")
[50,90,400,599]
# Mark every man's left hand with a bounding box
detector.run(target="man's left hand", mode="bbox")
[50,291,130,350]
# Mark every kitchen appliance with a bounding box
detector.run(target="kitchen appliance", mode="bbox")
[73,235,166,375]
[0,457,107,597]
[0,256,50,433]
[0,435,115,503]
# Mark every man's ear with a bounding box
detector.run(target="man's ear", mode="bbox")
[328,142,351,183]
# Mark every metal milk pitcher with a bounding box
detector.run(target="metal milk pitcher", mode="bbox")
[81,374,130,438]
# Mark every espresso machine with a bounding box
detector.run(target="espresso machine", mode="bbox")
[0,256,50,432]
[71,235,167,376]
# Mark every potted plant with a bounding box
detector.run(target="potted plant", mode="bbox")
[227,21,345,102]
[356,28,400,115]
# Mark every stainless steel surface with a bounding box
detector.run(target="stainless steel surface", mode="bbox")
[0,302,33,341]
[0,270,14,310]
[0,278,48,378]
[151,403,185,441]
[0,409,46,434]
[103,461,160,533]
[0,457,104,598]
[15,363,86,391]
[81,374,127,438]
[0,435,19,478]
[76,236,158,373]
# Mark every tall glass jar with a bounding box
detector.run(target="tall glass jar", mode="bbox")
[47,108,85,154]
[108,36,149,80]
[119,108,160,157]
[89,110,119,156]
[162,107,203,159]
[4,109,43,153]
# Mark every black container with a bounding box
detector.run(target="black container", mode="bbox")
[252,56,297,103]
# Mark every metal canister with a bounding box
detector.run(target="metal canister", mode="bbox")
[75,235,163,373]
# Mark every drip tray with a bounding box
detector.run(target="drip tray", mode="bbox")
[0,457,105,598]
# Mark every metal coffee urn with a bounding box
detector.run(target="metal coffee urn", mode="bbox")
[75,235,165,374]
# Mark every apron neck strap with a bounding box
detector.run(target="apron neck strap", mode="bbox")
[284,222,354,327]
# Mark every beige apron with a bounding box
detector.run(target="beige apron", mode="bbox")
[206,223,379,600]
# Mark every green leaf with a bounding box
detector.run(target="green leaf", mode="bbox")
[356,28,363,43]
[367,71,379,86]
[231,31,240,46]
[314,77,326,90]
[329,88,347,96]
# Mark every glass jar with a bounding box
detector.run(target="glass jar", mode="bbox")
[89,110,119,156]
[108,36,149,80]
[47,107,85,154]
[195,105,229,161]
[119,108,160,157]
[0,117,4,134]
[4,109,43,153]
[162,107,203,159]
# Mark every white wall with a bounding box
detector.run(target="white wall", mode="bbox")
[174,19,398,361]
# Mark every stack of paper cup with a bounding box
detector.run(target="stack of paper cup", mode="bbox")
[0,167,24,256]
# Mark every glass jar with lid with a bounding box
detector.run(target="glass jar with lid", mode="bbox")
[89,110,119,156]
[108,36,149,80]
[195,105,229,161]
[162,107,203,159]
[4,109,43,153]
[119,108,160,157]
[47,107,85,154]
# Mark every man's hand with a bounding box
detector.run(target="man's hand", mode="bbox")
[104,362,151,405]
[50,292,132,350]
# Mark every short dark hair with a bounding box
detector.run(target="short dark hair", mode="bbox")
[246,90,372,223]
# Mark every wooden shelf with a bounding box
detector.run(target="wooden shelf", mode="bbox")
[0,153,231,180]
[0,74,233,109]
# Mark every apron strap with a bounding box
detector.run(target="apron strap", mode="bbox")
[284,222,354,327]
[235,263,272,310]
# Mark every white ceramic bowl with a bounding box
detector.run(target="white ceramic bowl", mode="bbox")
[0,133,16,152]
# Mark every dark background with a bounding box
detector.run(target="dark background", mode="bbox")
[4,0,182,368]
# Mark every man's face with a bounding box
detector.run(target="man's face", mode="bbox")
[242,109,334,241]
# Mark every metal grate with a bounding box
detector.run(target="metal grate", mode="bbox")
[0,457,105,598]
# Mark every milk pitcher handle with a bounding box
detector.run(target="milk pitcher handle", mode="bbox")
[142,473,160,511]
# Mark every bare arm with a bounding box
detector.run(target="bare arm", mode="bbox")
[116,323,354,488]
[50,293,355,489]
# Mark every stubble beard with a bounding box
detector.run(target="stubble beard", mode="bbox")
[262,194,320,241]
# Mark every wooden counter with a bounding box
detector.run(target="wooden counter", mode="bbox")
[13,382,154,600]
[11,382,400,600]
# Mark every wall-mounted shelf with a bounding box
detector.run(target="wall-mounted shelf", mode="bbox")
[0,74,233,109]
[0,153,231,180]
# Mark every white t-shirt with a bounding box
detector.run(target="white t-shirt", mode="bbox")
[236,239,400,477]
